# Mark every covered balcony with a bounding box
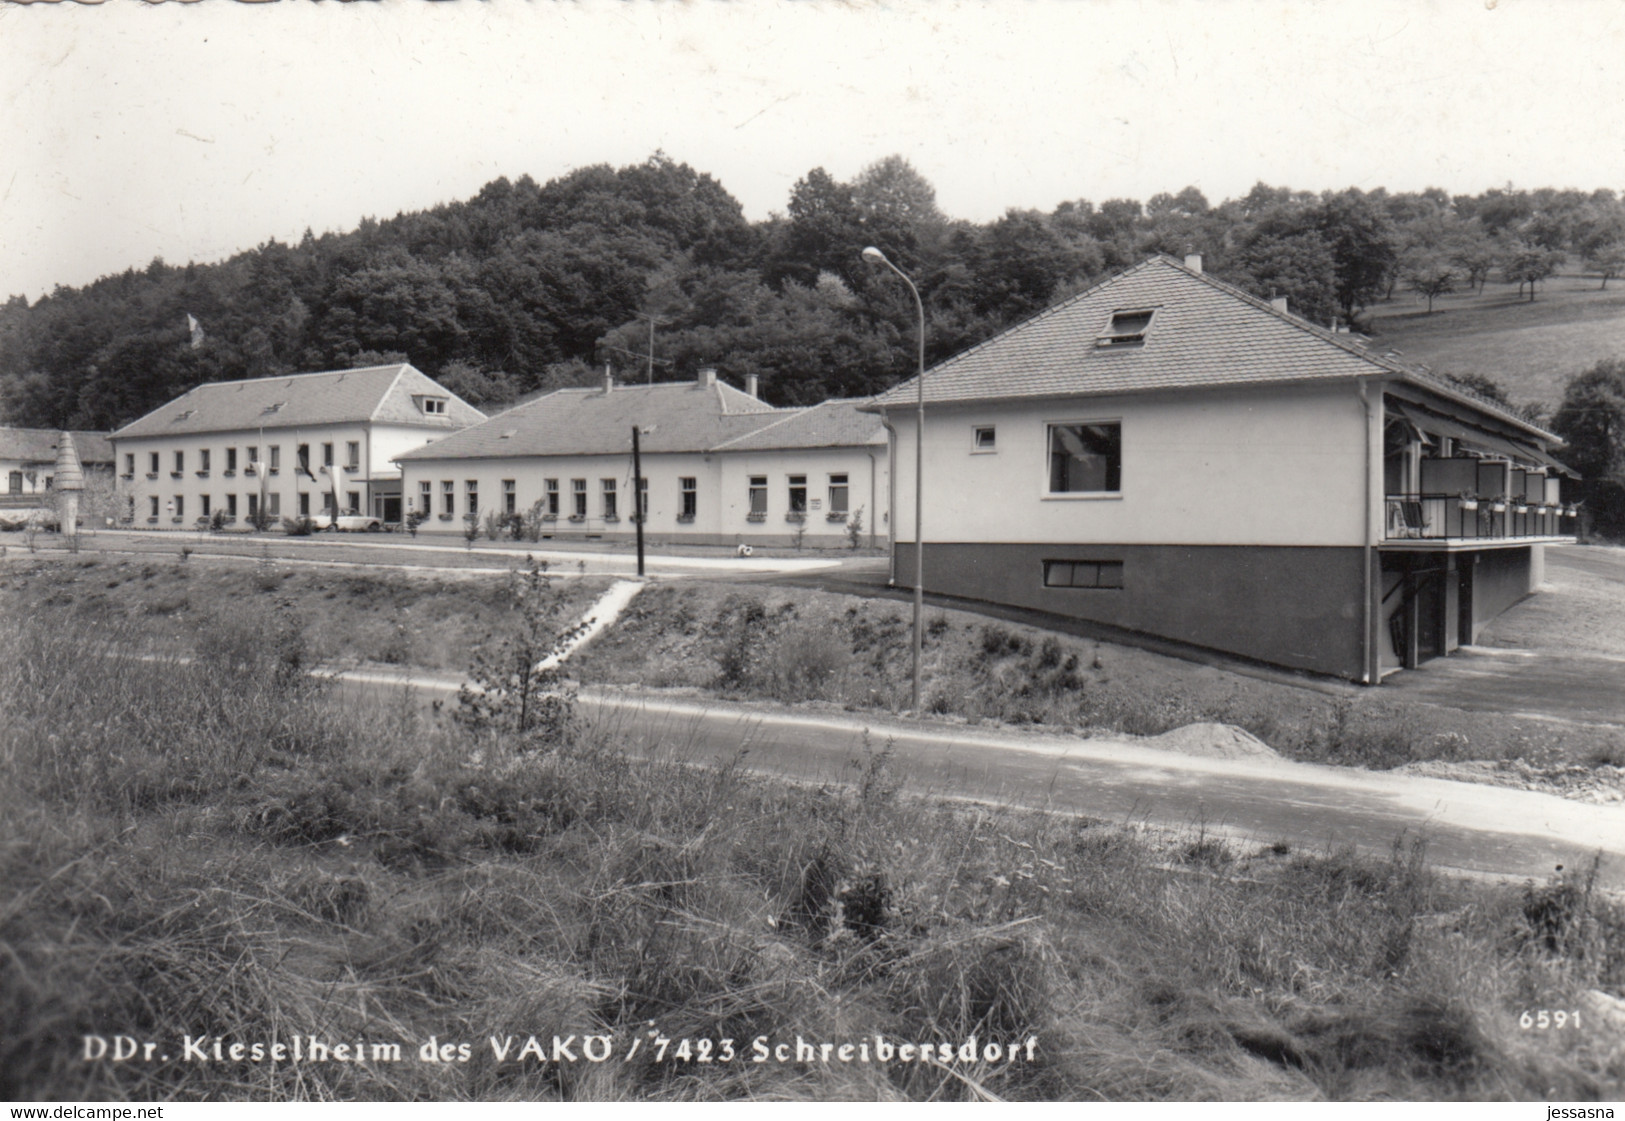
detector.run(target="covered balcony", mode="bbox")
[1382,399,1577,550]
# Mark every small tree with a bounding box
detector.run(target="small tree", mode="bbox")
[463,510,481,550]
[455,557,577,745]
[406,508,425,538]
[845,505,865,550]
[1403,255,1455,314]
[483,509,504,540]
[1500,242,1565,301]
[1587,243,1625,291]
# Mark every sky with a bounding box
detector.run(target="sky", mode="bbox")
[3,0,1624,302]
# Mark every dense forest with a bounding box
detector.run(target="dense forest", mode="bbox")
[3,152,1624,434]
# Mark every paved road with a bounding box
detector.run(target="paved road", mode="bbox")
[330,667,1625,891]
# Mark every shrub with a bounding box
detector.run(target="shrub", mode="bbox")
[483,509,504,541]
[454,558,577,745]
[845,505,865,549]
[281,515,315,536]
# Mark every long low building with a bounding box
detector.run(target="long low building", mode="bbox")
[395,368,889,547]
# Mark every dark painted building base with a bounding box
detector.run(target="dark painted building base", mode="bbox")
[900,541,1369,680]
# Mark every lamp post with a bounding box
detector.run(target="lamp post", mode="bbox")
[862,246,925,714]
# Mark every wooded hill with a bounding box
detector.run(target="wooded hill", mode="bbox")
[3,152,1623,433]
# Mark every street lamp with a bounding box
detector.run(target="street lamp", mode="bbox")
[862,246,926,714]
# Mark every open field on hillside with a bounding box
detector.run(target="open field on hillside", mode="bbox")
[3,607,1623,1102]
[1365,271,1625,412]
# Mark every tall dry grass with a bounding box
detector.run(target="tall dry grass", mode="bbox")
[2,604,1622,1101]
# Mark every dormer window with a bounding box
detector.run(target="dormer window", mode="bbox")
[262,402,285,415]
[1097,310,1155,348]
[420,397,447,415]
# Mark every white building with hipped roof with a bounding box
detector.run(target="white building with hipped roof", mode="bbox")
[109,364,483,528]
[395,368,888,547]
[864,254,1576,683]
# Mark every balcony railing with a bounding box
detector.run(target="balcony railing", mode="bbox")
[1384,494,1577,542]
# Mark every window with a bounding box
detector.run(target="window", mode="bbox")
[346,491,359,515]
[466,480,478,515]
[149,496,160,518]
[973,426,997,452]
[297,444,310,476]
[299,492,310,517]
[679,477,697,519]
[1047,423,1121,493]
[601,478,617,519]
[545,479,559,517]
[199,448,210,472]
[421,397,446,415]
[267,446,279,472]
[246,493,257,518]
[1096,309,1154,347]
[173,451,184,474]
[200,494,210,517]
[637,478,648,520]
[748,475,767,516]
[124,453,135,476]
[225,447,237,472]
[322,443,334,468]
[418,481,431,513]
[226,494,237,517]
[173,495,184,518]
[247,446,258,468]
[267,493,280,517]
[346,441,360,469]
[321,492,334,514]
[828,473,849,515]
[1044,560,1124,589]
[788,474,807,515]
[571,479,587,518]
[148,452,160,475]
[502,479,516,515]
[441,480,455,516]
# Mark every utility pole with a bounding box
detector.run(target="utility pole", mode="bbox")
[631,425,645,577]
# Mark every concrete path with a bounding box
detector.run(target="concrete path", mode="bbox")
[1382,545,1625,726]
[329,668,1625,890]
[32,529,845,577]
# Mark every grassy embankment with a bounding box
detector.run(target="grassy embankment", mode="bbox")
[2,566,1623,1102]
[4,555,1621,771]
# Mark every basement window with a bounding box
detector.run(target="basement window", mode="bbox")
[1044,560,1124,590]
[1096,309,1154,348]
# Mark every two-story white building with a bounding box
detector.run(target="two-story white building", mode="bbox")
[865,255,1575,683]
[109,364,483,528]
[395,369,889,547]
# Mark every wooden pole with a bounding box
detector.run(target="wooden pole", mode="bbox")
[632,425,645,577]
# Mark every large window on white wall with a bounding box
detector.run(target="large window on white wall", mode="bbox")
[1047,422,1121,494]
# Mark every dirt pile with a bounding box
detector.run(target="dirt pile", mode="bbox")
[1140,722,1283,762]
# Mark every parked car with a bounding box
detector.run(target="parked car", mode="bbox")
[306,513,384,532]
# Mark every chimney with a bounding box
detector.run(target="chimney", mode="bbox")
[1183,253,1203,274]
[696,367,717,389]
[745,374,759,399]
[1270,296,1289,314]
[602,363,613,394]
